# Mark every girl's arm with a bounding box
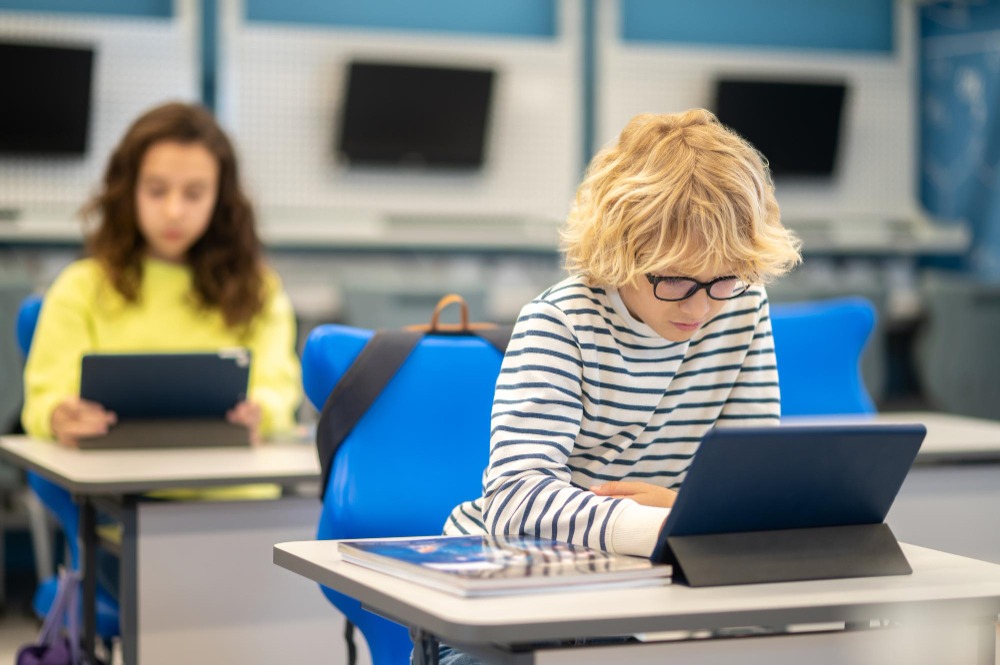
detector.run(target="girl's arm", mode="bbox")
[246,272,302,436]
[22,263,101,439]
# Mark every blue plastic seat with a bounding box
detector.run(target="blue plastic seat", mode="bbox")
[302,323,504,665]
[14,294,42,361]
[770,297,877,416]
[16,295,121,638]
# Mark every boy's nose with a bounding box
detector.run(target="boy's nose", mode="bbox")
[680,290,712,317]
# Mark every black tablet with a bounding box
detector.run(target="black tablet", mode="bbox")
[81,350,251,418]
[77,351,252,449]
[650,424,926,585]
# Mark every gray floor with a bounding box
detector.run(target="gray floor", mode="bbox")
[0,613,39,661]
[0,610,122,665]
[0,564,48,662]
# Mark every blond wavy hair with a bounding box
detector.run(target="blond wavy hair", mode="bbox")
[561,109,801,286]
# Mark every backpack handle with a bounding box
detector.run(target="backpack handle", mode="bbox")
[429,293,469,331]
[404,293,498,333]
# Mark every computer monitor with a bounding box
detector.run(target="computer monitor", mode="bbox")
[336,60,495,168]
[0,41,95,156]
[713,77,847,177]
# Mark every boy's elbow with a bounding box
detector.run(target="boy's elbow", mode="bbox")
[480,492,514,536]
[480,493,498,534]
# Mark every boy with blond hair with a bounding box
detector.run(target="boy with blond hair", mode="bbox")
[433,108,801,664]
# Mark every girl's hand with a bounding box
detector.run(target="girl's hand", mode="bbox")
[227,400,263,445]
[590,481,678,508]
[50,398,117,447]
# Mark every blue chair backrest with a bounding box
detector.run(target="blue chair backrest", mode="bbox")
[16,294,43,358]
[301,323,504,665]
[770,297,876,416]
[16,294,81,568]
[15,294,129,637]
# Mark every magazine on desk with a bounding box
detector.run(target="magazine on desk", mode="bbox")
[337,535,672,597]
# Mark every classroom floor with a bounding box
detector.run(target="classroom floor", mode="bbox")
[0,593,122,665]
[0,557,128,664]
[0,568,45,661]
[0,613,39,661]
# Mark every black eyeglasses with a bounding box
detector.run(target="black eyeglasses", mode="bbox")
[645,274,750,302]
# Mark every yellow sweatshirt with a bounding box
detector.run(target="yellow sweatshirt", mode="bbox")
[22,257,303,500]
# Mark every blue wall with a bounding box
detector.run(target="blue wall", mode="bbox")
[0,0,170,17]
[921,1,1000,277]
[620,0,893,53]
[201,0,218,110]
[244,0,556,38]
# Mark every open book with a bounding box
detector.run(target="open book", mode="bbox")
[337,535,671,597]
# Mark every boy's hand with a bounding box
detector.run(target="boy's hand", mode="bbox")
[227,400,262,445]
[590,481,677,508]
[50,398,117,447]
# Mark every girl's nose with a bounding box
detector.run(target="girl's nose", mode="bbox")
[165,192,184,219]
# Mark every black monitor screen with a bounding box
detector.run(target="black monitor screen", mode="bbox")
[0,41,95,156]
[713,78,847,177]
[337,61,495,168]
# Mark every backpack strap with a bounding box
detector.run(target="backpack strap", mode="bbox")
[472,326,513,354]
[344,619,359,665]
[314,292,515,502]
[315,329,423,501]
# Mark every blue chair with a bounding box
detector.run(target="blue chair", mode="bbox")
[302,323,504,665]
[16,295,121,639]
[14,294,43,360]
[770,297,877,416]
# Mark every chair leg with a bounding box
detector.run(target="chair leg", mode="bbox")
[23,488,54,584]
[100,636,118,665]
[0,511,5,609]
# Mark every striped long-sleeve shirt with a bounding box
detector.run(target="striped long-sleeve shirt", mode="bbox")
[443,275,780,557]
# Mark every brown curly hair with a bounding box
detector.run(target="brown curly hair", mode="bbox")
[82,101,264,329]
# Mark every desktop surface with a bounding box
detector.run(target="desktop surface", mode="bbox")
[273,540,1000,646]
[0,435,319,494]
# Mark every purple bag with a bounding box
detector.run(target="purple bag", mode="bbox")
[16,639,74,665]
[16,569,82,665]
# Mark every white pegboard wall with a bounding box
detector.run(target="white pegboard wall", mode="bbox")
[0,3,199,211]
[218,0,582,223]
[594,0,921,223]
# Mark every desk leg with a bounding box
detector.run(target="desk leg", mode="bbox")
[80,499,97,662]
[413,628,440,665]
[120,496,138,665]
[89,495,140,664]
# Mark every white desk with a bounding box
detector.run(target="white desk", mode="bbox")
[0,436,320,494]
[786,411,1000,464]
[275,540,1000,665]
[786,412,1000,564]
[0,436,342,665]
[269,411,1000,665]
